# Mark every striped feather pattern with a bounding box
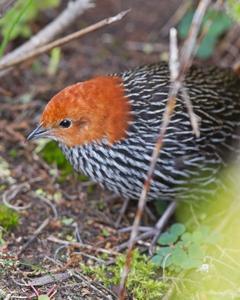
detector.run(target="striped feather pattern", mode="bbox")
[60,63,240,201]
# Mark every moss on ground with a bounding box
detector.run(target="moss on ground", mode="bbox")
[0,204,19,231]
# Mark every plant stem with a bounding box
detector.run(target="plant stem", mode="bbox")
[0,0,32,57]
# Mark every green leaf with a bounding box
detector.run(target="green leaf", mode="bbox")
[171,245,188,267]
[227,0,240,22]
[178,9,193,38]
[158,223,185,245]
[61,217,74,226]
[39,141,73,175]
[187,243,204,262]
[178,8,233,59]
[181,257,202,270]
[0,0,33,57]
[0,0,61,54]
[181,232,192,243]
[38,296,51,300]
[170,223,185,236]
[37,0,59,9]
[154,200,168,215]
[151,247,172,267]
[158,231,178,245]
[48,47,61,76]
[102,228,110,237]
[170,243,203,270]
[191,226,209,243]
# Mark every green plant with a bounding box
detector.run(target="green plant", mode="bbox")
[0,0,32,57]
[0,257,17,273]
[0,0,60,56]
[167,167,240,299]
[37,141,89,182]
[47,47,61,76]
[227,0,240,22]
[87,250,167,300]
[152,223,218,272]
[0,227,5,246]
[178,8,233,59]
[0,204,19,231]
[38,141,73,176]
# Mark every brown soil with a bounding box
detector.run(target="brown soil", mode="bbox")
[0,0,238,298]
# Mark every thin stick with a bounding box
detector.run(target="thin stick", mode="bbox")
[115,197,130,228]
[0,0,94,65]
[44,256,117,299]
[71,270,117,299]
[47,236,119,256]
[29,273,70,286]
[149,201,177,255]
[115,202,177,253]
[18,217,50,256]
[2,183,32,211]
[118,1,211,299]
[169,27,179,82]
[181,86,200,137]
[179,0,212,77]
[34,193,58,219]
[0,9,130,71]
[118,226,154,233]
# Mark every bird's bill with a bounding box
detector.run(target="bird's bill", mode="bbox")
[27,123,50,141]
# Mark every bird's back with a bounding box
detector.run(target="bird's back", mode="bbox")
[60,63,240,201]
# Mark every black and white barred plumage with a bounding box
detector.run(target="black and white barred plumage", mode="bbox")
[60,63,240,201]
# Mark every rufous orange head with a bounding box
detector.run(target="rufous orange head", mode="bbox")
[27,76,132,147]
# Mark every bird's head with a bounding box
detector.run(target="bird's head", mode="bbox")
[27,76,131,147]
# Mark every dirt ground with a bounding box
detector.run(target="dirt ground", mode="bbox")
[0,0,239,299]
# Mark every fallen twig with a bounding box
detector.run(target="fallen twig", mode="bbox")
[48,236,120,256]
[149,201,177,254]
[33,193,58,219]
[181,86,200,137]
[72,251,106,263]
[0,9,130,72]
[74,222,83,243]
[118,226,154,233]
[115,231,154,252]
[71,270,117,299]
[2,183,32,211]
[1,178,47,211]
[115,198,130,228]
[125,41,168,53]
[115,202,177,252]
[18,217,50,257]
[118,1,211,299]
[28,272,71,286]
[44,256,117,299]
[0,0,94,71]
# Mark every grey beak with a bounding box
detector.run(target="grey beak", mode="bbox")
[27,123,49,141]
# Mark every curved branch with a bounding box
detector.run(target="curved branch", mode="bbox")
[0,0,94,65]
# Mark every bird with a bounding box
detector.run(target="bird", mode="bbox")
[27,62,240,203]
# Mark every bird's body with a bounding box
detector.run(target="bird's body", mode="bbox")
[28,63,240,202]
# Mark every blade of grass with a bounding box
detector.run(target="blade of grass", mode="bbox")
[0,0,32,57]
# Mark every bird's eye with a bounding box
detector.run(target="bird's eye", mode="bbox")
[59,119,72,128]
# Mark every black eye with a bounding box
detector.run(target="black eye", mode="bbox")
[59,119,72,128]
